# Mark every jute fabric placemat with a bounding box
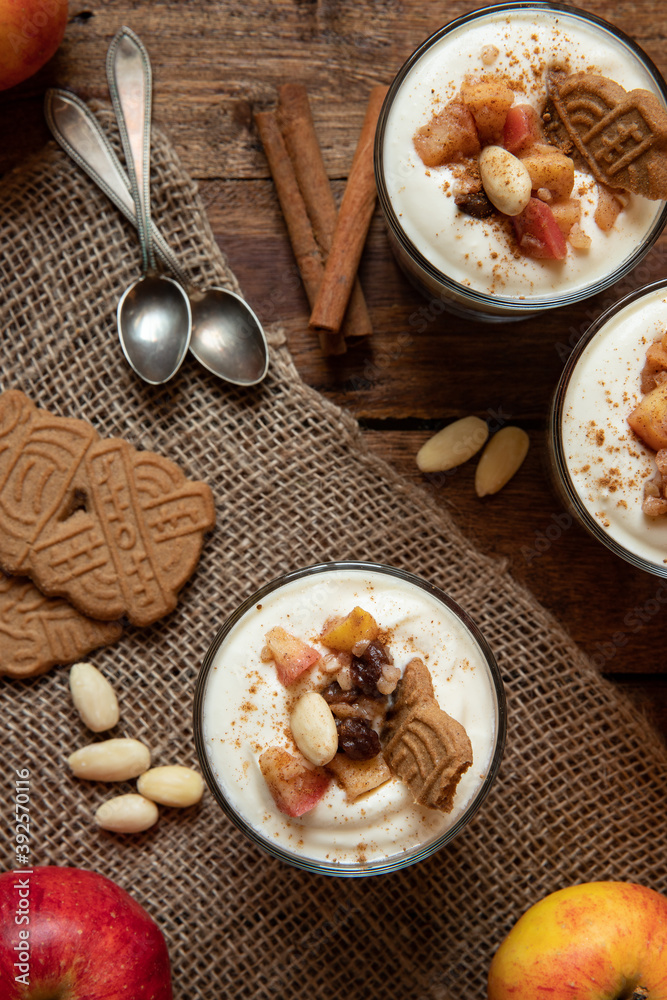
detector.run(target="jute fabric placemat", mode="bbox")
[1,111,666,999]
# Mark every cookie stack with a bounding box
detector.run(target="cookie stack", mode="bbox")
[0,390,216,678]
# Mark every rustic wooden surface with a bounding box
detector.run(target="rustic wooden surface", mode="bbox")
[1,0,666,735]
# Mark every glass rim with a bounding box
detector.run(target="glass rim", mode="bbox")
[193,559,507,877]
[374,0,667,313]
[549,277,667,577]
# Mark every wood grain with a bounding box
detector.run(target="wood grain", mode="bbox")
[2,0,667,712]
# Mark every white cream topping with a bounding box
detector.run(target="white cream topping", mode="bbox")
[202,568,499,868]
[561,285,667,568]
[382,9,664,300]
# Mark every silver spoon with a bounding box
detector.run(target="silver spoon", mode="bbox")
[106,27,191,386]
[44,90,269,387]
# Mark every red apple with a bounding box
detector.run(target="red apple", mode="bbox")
[0,866,173,999]
[488,881,667,1000]
[0,0,68,92]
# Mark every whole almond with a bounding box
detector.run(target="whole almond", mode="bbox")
[67,738,151,782]
[94,793,158,834]
[475,426,530,497]
[417,416,489,472]
[69,662,120,732]
[137,766,205,808]
[290,691,338,767]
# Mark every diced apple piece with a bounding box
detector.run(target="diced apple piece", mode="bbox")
[519,148,574,198]
[326,753,392,801]
[646,342,667,372]
[320,606,379,653]
[460,78,514,145]
[259,747,330,817]
[512,198,568,260]
[628,382,667,451]
[413,99,480,167]
[503,104,543,154]
[550,198,581,237]
[594,184,624,232]
[264,626,320,686]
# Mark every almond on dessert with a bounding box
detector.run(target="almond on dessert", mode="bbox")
[262,626,320,686]
[258,747,330,817]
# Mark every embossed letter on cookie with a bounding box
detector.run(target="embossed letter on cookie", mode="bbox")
[0,391,216,626]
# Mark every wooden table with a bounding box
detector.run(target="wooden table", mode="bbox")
[1,0,666,734]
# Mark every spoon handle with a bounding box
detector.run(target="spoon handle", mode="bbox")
[44,89,189,287]
[106,27,155,274]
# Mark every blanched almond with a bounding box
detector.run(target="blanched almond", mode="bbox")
[94,794,158,833]
[417,416,489,472]
[475,427,530,497]
[290,691,338,767]
[137,766,204,808]
[69,662,119,732]
[479,145,532,216]
[68,738,151,781]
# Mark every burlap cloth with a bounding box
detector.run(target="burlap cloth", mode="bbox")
[2,110,666,999]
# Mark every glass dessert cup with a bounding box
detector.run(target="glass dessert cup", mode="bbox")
[374,2,667,322]
[193,561,506,877]
[549,279,667,577]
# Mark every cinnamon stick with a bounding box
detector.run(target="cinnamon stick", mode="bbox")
[308,85,388,336]
[254,109,346,355]
[277,83,373,339]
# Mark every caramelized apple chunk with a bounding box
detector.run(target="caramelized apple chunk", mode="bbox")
[460,77,514,145]
[263,626,320,686]
[413,99,481,166]
[628,381,667,451]
[259,747,330,817]
[519,145,575,199]
[320,606,379,653]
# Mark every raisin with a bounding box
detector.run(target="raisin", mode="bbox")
[350,655,382,696]
[454,190,496,219]
[320,682,361,705]
[337,718,381,760]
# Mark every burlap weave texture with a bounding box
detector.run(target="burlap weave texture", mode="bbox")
[1,113,666,999]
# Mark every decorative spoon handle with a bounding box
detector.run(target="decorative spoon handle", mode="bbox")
[44,88,189,287]
[106,26,155,274]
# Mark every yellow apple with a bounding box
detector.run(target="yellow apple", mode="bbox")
[0,0,68,91]
[488,881,667,1000]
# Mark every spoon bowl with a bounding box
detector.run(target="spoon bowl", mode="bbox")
[118,274,192,385]
[190,288,268,386]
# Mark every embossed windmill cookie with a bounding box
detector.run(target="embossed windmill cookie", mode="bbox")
[545,71,667,198]
[383,657,473,812]
[0,390,216,627]
[0,571,122,678]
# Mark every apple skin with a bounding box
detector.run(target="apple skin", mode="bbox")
[488,881,667,1000]
[0,866,173,999]
[0,0,68,92]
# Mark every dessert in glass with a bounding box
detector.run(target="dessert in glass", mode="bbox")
[375,2,667,320]
[194,561,506,877]
[549,279,667,576]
